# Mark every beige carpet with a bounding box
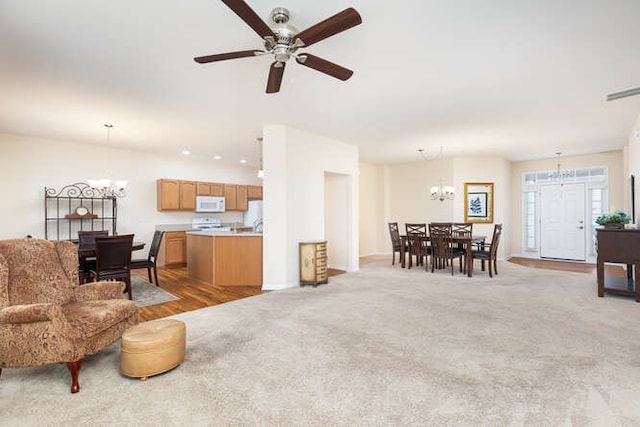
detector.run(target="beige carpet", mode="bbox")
[2,257,640,425]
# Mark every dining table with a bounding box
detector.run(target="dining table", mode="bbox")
[400,234,486,277]
[75,241,146,258]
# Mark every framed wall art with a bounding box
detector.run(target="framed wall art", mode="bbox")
[464,182,494,223]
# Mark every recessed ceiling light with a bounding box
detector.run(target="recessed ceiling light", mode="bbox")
[214,155,222,160]
[181,150,190,156]
[240,159,247,164]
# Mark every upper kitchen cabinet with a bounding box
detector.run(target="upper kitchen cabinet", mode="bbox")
[224,184,248,211]
[157,179,196,211]
[196,182,224,197]
[247,185,263,200]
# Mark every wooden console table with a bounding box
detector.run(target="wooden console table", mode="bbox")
[596,228,640,302]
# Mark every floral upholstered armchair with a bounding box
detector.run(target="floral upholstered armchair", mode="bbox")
[0,238,139,393]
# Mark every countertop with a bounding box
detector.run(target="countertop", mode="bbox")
[186,230,263,237]
[156,224,199,232]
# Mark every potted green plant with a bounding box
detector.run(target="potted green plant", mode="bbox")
[595,210,631,229]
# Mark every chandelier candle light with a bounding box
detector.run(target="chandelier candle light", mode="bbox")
[420,146,455,202]
[88,124,128,198]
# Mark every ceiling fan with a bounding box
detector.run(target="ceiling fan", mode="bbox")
[194,0,362,94]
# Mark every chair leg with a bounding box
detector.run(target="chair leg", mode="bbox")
[125,276,133,300]
[153,266,159,287]
[147,267,153,283]
[66,359,83,393]
[494,258,498,275]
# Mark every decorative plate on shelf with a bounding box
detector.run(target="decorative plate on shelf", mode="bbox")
[65,205,98,219]
[75,205,90,216]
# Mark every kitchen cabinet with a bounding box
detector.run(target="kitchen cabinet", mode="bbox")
[224,184,248,211]
[197,182,224,196]
[247,185,263,200]
[159,231,187,266]
[299,241,328,286]
[157,179,196,211]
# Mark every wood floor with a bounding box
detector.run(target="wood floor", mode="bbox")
[136,267,346,322]
[507,257,597,274]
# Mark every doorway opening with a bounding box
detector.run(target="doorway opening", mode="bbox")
[521,166,608,262]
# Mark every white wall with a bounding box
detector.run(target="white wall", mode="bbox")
[358,162,384,256]
[262,125,359,290]
[325,172,350,271]
[0,132,261,257]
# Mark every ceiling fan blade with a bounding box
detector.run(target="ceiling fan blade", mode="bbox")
[266,62,285,94]
[607,87,640,101]
[296,54,353,81]
[221,0,275,39]
[194,50,262,63]
[295,7,362,47]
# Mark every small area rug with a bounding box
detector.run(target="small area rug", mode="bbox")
[130,276,179,307]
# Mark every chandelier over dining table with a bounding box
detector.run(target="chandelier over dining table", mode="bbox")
[88,124,128,198]
[419,146,455,202]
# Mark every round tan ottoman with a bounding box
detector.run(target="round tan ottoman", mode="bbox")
[120,319,186,381]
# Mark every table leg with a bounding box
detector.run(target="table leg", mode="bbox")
[466,242,473,277]
[597,260,604,297]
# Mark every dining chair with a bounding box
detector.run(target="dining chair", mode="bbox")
[90,234,135,300]
[451,222,473,266]
[405,223,429,269]
[77,230,109,284]
[131,230,164,286]
[428,223,465,275]
[471,224,503,277]
[387,222,406,266]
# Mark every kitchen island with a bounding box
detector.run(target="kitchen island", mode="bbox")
[186,230,262,286]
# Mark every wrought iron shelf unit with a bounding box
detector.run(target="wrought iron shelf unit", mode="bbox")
[44,182,117,241]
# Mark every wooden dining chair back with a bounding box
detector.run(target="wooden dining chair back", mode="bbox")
[405,223,429,269]
[429,223,464,275]
[91,234,134,300]
[131,230,164,286]
[77,230,109,284]
[451,222,473,255]
[387,222,405,266]
[472,224,503,277]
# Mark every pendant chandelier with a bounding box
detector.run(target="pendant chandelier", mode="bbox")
[420,146,455,202]
[88,124,127,198]
[548,151,570,185]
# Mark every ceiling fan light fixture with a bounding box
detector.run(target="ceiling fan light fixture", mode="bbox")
[194,1,361,94]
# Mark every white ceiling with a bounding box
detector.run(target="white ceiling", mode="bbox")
[1,0,640,168]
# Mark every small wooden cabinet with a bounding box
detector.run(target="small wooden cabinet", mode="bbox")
[196,182,225,196]
[224,184,248,211]
[157,179,196,211]
[161,231,187,266]
[299,241,328,286]
[247,185,263,200]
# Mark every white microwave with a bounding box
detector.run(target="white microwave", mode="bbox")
[195,196,225,212]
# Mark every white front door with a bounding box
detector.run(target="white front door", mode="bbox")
[540,183,586,260]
